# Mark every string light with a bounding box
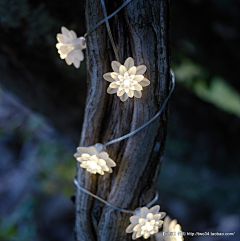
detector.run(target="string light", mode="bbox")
[126,205,166,240]
[56,26,86,68]
[103,57,150,101]
[74,143,116,175]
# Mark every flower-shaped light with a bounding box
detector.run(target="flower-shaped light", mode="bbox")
[74,143,116,175]
[155,216,184,241]
[126,205,166,240]
[103,57,150,102]
[56,26,86,68]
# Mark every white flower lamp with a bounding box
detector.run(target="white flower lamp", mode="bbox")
[74,143,116,175]
[126,205,166,240]
[103,57,150,101]
[56,26,86,68]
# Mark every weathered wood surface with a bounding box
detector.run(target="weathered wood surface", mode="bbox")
[75,0,171,240]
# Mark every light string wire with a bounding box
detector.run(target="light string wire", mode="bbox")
[73,176,159,214]
[104,69,175,147]
[100,0,120,62]
[84,0,132,39]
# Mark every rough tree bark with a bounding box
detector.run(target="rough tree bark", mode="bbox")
[75,0,170,240]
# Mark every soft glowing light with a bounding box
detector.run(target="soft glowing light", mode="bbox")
[103,57,150,101]
[126,205,166,240]
[156,216,184,241]
[56,26,86,68]
[74,143,116,175]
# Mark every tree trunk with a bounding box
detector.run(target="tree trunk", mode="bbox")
[75,0,171,240]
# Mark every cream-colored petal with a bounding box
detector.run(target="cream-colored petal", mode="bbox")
[111,61,121,73]
[117,89,125,97]
[140,207,149,218]
[132,232,137,240]
[136,230,142,239]
[60,44,73,55]
[127,89,134,98]
[158,212,166,220]
[73,153,81,158]
[56,43,62,50]
[73,53,81,68]
[136,65,147,75]
[119,65,127,75]
[139,78,150,87]
[57,33,71,44]
[134,83,143,91]
[147,213,154,221]
[134,75,144,82]
[130,216,140,224]
[143,233,150,239]
[149,205,160,215]
[126,223,135,233]
[103,73,115,82]
[82,153,91,159]
[61,27,72,39]
[98,159,106,166]
[101,165,109,172]
[125,87,129,93]
[120,93,128,102]
[110,72,119,80]
[88,147,97,155]
[133,224,142,232]
[127,66,137,76]
[105,158,116,167]
[139,218,146,225]
[134,90,142,98]
[76,147,89,155]
[65,50,75,65]
[98,152,109,160]
[109,82,119,88]
[70,30,77,40]
[107,167,113,173]
[76,157,84,162]
[169,219,177,231]
[107,87,118,94]
[124,57,134,70]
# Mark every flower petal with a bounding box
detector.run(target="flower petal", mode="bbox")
[109,82,119,88]
[126,223,135,233]
[124,57,134,70]
[143,233,150,239]
[103,73,115,82]
[76,147,89,155]
[130,216,140,224]
[105,158,116,167]
[149,205,160,215]
[59,44,73,55]
[70,30,77,39]
[73,52,82,68]
[139,78,150,87]
[108,167,113,173]
[132,232,137,240]
[88,147,97,155]
[57,33,71,44]
[61,27,72,38]
[134,75,144,82]
[76,157,84,162]
[117,89,125,97]
[133,224,142,232]
[147,213,154,221]
[65,50,75,65]
[127,66,137,76]
[134,90,142,98]
[136,230,142,239]
[101,165,109,172]
[82,153,91,160]
[127,89,134,98]
[119,65,127,75]
[98,152,109,160]
[120,93,128,102]
[139,218,146,225]
[134,83,143,91]
[110,72,119,80]
[169,219,177,231]
[111,61,121,73]
[107,87,118,94]
[140,207,149,218]
[136,65,147,75]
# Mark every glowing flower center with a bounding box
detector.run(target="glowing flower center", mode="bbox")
[118,73,135,88]
[141,221,155,232]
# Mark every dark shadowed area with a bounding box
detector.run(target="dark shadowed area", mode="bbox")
[0,0,240,240]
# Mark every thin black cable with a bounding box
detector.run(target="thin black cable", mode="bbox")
[100,0,120,62]
[84,0,132,38]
